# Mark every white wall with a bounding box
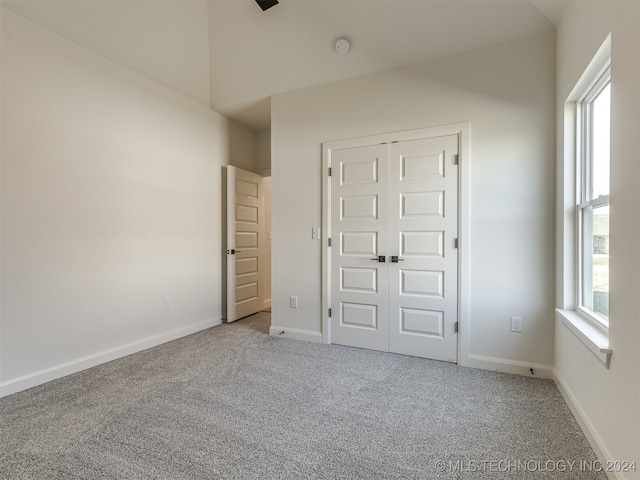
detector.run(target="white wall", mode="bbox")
[256,129,272,306]
[555,2,640,475]
[1,0,212,108]
[0,10,229,396]
[271,32,556,374]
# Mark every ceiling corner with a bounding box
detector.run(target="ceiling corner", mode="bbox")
[529,0,567,27]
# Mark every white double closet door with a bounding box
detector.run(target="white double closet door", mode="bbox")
[330,135,459,362]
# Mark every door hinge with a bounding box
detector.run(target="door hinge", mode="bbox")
[328,167,332,176]
[328,237,332,247]
[328,308,332,317]
[454,154,459,165]
[454,238,459,249]
[454,322,459,333]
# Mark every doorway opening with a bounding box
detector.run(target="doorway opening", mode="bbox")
[222,166,272,324]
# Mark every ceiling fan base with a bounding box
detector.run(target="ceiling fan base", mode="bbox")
[256,1,279,12]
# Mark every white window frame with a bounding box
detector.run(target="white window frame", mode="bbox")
[556,35,611,368]
[576,68,610,329]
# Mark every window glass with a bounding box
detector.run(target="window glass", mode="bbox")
[579,75,610,326]
[590,83,610,199]
[581,204,609,320]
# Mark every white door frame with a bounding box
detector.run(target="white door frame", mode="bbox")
[321,123,470,363]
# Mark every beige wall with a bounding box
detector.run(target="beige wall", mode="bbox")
[256,129,271,175]
[555,1,640,474]
[262,176,272,308]
[229,120,258,172]
[0,10,229,395]
[271,31,556,372]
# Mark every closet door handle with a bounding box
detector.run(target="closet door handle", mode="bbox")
[370,256,386,263]
[390,256,404,263]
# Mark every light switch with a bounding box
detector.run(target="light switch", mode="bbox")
[312,228,320,240]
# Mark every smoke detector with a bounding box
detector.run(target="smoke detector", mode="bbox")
[335,38,350,54]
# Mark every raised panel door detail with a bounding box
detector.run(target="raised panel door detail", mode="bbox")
[237,179,259,199]
[400,231,444,257]
[340,158,379,186]
[400,308,444,338]
[236,257,258,276]
[400,270,444,298]
[401,191,444,218]
[226,166,263,323]
[340,302,378,330]
[341,267,378,294]
[341,194,378,221]
[400,152,444,180]
[330,132,459,360]
[236,205,258,223]
[341,231,377,257]
[236,282,258,303]
[236,231,258,249]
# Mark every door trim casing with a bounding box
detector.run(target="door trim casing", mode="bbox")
[322,123,470,364]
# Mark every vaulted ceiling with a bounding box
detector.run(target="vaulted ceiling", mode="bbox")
[1,0,564,131]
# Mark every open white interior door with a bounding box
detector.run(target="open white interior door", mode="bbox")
[225,166,264,322]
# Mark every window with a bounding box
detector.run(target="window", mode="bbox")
[557,36,611,367]
[577,69,610,327]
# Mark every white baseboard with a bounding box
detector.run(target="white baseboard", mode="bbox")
[0,317,222,398]
[463,354,554,379]
[554,369,620,480]
[269,325,323,343]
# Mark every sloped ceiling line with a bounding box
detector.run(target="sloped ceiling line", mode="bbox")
[2,0,562,131]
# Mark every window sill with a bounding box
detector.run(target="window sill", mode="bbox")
[556,309,611,368]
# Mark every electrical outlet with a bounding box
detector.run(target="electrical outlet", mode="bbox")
[510,316,522,333]
[164,297,172,310]
[290,296,298,308]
